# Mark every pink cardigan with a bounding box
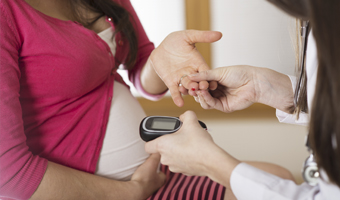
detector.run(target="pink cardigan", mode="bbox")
[0,0,164,199]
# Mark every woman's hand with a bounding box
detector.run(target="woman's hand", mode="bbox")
[130,154,166,199]
[149,30,222,107]
[189,65,294,113]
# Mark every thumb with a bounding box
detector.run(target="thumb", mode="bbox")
[144,154,162,172]
[184,30,222,44]
[179,110,199,126]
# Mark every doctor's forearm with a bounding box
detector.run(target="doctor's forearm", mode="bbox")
[254,67,294,113]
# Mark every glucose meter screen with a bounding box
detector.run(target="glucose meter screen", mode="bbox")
[152,118,176,130]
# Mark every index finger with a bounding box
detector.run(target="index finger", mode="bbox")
[188,69,222,82]
[168,85,184,107]
[145,138,161,154]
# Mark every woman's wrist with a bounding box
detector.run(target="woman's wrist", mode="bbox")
[125,180,146,200]
[140,55,168,95]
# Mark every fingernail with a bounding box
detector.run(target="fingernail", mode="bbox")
[189,73,199,77]
[191,88,196,91]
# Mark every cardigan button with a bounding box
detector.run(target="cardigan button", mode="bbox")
[118,40,124,46]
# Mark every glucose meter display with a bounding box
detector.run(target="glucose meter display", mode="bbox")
[140,116,207,141]
[151,118,177,130]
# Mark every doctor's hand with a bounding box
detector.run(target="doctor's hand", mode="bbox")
[145,111,240,184]
[188,65,294,113]
[149,30,221,107]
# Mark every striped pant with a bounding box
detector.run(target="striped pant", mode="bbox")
[147,165,226,200]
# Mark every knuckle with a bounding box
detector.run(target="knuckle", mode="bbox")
[202,70,209,77]
[185,110,195,115]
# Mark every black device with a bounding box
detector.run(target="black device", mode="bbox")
[140,116,207,142]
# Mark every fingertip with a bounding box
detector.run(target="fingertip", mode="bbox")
[174,98,184,107]
[188,90,197,96]
[209,81,218,90]
[198,81,209,90]
[169,88,184,107]
[213,31,223,40]
[179,110,197,122]
[188,81,199,91]
[205,31,223,43]
[186,30,222,44]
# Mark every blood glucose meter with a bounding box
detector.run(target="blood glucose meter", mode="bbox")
[140,116,207,142]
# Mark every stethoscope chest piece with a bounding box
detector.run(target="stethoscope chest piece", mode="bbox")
[302,151,320,186]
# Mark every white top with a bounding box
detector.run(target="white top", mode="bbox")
[230,32,340,199]
[95,28,149,181]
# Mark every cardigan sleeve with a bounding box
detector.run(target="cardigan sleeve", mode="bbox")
[119,0,167,100]
[0,3,48,199]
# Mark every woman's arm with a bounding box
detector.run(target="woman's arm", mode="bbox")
[0,5,165,198]
[140,57,168,95]
[120,0,221,105]
[31,155,165,200]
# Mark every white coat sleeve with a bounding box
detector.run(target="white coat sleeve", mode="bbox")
[230,163,340,200]
[276,75,309,126]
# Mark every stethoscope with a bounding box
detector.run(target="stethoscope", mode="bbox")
[302,135,320,186]
[298,20,320,186]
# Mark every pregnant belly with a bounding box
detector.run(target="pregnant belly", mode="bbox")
[95,81,149,181]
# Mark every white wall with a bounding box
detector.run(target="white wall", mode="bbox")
[210,1,307,181]
[120,0,185,96]
[211,0,298,75]
[130,0,186,47]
